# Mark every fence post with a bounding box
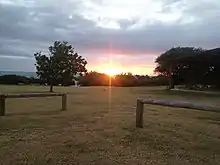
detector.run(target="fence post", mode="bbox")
[136,99,144,128]
[0,95,6,116]
[62,94,67,110]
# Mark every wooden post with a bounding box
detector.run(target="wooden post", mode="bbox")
[0,95,6,116]
[136,99,144,128]
[62,94,67,110]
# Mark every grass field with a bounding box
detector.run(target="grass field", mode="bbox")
[0,85,220,165]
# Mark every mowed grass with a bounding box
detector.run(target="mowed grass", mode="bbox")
[0,85,220,165]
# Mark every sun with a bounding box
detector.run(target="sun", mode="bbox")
[103,67,121,77]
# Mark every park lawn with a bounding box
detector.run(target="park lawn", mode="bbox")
[0,85,220,165]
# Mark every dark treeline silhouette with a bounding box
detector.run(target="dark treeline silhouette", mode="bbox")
[0,73,168,87]
[155,47,220,89]
[34,41,87,92]
[0,74,78,86]
[0,75,42,85]
[79,72,168,86]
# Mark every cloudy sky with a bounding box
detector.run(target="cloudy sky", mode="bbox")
[0,0,220,75]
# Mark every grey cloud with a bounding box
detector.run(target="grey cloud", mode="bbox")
[0,2,96,42]
[0,0,220,71]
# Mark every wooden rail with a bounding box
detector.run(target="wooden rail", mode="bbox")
[0,93,67,116]
[136,99,220,128]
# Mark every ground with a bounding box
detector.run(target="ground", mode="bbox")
[0,85,220,165]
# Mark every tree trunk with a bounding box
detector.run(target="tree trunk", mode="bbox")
[50,85,53,92]
[169,77,174,89]
[168,65,174,89]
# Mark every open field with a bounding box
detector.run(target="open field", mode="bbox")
[0,85,220,165]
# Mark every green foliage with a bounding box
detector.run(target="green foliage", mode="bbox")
[34,41,87,91]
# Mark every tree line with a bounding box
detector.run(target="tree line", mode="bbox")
[0,41,219,91]
[0,73,168,87]
[79,72,167,86]
[0,75,39,85]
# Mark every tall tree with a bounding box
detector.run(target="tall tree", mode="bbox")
[155,47,204,89]
[34,41,87,92]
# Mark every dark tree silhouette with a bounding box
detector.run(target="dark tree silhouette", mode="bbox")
[155,47,204,89]
[34,41,87,92]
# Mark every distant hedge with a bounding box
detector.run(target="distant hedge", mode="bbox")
[78,72,169,87]
[0,74,169,87]
[0,75,42,85]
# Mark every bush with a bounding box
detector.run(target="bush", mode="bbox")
[0,75,31,85]
[0,75,44,85]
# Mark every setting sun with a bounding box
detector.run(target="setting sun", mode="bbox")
[103,67,122,77]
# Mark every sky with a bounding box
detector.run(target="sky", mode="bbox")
[0,0,220,75]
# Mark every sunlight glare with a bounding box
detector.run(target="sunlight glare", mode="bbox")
[103,66,122,77]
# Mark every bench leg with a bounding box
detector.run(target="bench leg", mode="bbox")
[0,97,6,116]
[62,95,67,110]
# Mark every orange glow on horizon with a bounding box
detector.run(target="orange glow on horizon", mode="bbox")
[102,66,122,77]
[85,48,157,76]
[87,64,156,76]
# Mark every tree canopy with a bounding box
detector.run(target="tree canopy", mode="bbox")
[34,41,87,92]
[155,47,220,89]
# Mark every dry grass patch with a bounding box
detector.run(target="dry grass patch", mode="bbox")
[0,86,220,164]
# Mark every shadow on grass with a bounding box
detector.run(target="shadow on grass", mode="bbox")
[2,91,53,94]
[157,89,220,97]
[6,109,63,117]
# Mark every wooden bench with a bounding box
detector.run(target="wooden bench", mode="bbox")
[0,93,67,116]
[136,99,220,128]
